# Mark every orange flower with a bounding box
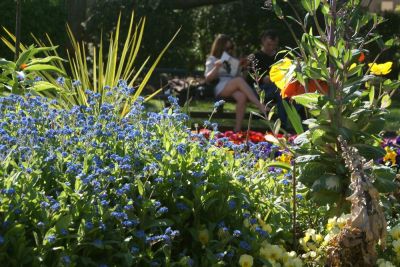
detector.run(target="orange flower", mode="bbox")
[358,52,365,63]
[20,63,28,70]
[281,80,328,98]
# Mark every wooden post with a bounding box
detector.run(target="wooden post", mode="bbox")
[15,0,21,60]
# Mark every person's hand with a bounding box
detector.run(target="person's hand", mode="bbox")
[239,57,249,67]
[214,60,223,68]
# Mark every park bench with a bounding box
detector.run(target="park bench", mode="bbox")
[146,68,263,121]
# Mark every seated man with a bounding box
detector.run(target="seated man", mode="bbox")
[246,29,288,129]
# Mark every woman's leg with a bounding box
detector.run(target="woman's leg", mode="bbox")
[219,77,267,114]
[231,91,247,132]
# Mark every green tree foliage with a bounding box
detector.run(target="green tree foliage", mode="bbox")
[0,0,399,72]
[0,0,67,60]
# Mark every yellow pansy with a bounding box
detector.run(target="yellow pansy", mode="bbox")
[383,146,397,166]
[239,254,254,267]
[368,61,392,75]
[260,243,283,261]
[270,58,293,90]
[277,153,292,164]
[326,217,337,231]
[336,214,350,229]
[314,234,323,243]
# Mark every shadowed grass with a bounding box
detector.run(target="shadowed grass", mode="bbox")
[145,98,400,134]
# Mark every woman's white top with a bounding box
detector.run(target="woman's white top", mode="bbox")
[205,55,239,96]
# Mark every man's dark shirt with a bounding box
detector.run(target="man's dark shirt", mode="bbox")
[246,50,281,86]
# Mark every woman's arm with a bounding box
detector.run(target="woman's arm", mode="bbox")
[205,59,223,83]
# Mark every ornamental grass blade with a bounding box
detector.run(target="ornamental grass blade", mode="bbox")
[282,100,304,134]
[121,27,181,117]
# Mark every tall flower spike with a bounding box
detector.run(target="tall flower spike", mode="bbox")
[327,136,386,266]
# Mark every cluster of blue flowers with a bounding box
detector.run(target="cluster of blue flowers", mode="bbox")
[0,88,289,266]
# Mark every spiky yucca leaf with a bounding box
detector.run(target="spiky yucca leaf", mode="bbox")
[1,12,180,115]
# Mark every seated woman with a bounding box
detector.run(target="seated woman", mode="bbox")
[204,34,267,132]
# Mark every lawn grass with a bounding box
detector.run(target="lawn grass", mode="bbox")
[145,98,268,131]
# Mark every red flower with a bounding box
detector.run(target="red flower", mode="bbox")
[199,128,211,139]
[20,63,28,70]
[358,52,365,63]
[282,80,328,98]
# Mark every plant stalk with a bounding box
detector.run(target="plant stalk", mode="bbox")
[292,160,297,249]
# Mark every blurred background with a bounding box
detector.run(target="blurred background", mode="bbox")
[0,0,399,76]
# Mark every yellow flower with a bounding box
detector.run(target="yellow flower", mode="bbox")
[260,243,283,261]
[368,61,392,75]
[198,229,209,245]
[383,147,397,166]
[336,214,350,229]
[390,225,400,240]
[239,254,254,267]
[270,58,293,90]
[277,153,292,164]
[285,258,303,267]
[377,259,396,267]
[314,234,323,243]
[326,217,337,231]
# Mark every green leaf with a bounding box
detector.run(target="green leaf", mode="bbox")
[295,154,321,163]
[353,144,385,160]
[311,189,341,205]
[137,179,144,196]
[282,101,304,134]
[369,86,375,106]
[298,162,326,187]
[314,38,327,52]
[301,0,313,13]
[293,131,311,146]
[272,0,284,19]
[372,165,397,193]
[28,56,65,65]
[329,46,338,58]
[24,64,66,75]
[292,93,320,108]
[0,58,15,69]
[381,94,391,108]
[273,118,281,135]
[55,215,72,232]
[361,117,385,134]
[265,161,292,171]
[384,38,394,48]
[312,174,342,192]
[143,219,174,230]
[32,81,60,92]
